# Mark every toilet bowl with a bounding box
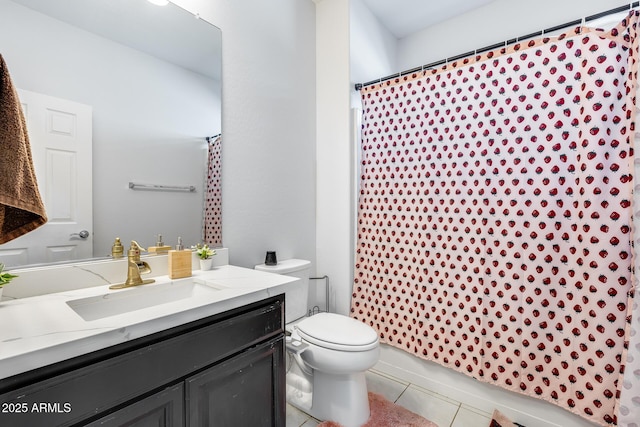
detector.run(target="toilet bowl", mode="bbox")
[290,312,379,426]
[255,259,380,427]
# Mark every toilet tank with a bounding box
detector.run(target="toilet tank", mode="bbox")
[255,259,311,322]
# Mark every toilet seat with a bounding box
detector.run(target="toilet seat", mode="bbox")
[295,313,379,352]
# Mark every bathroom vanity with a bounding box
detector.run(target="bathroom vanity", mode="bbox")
[0,264,296,426]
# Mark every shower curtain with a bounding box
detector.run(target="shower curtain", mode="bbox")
[622,99,640,425]
[204,135,222,247]
[351,12,639,426]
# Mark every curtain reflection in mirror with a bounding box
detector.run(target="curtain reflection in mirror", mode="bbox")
[204,135,222,247]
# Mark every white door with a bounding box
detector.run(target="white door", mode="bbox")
[0,90,92,267]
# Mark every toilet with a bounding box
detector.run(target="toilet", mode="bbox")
[255,259,379,427]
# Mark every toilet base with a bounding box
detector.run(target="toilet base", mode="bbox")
[286,367,371,427]
[286,371,313,413]
[286,355,313,413]
[286,381,313,413]
[309,371,370,427]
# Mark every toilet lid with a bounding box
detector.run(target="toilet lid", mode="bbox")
[295,313,379,352]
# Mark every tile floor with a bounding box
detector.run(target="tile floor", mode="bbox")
[286,369,492,427]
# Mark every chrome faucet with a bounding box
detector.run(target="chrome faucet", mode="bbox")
[109,240,155,290]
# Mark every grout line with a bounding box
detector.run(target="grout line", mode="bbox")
[459,403,493,418]
[405,381,461,406]
[369,367,410,386]
[449,403,463,427]
[394,383,411,403]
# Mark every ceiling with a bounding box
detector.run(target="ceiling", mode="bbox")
[361,0,496,39]
[8,0,221,80]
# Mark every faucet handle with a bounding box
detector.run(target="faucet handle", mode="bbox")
[130,240,146,252]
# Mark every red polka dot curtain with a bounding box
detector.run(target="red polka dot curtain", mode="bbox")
[204,135,222,247]
[351,12,639,426]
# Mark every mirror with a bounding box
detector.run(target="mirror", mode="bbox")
[0,0,222,268]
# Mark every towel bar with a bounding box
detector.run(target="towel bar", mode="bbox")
[128,182,196,193]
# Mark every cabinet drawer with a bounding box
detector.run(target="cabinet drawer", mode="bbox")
[0,296,283,427]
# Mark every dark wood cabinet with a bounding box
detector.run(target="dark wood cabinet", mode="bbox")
[0,295,285,427]
[186,338,285,427]
[85,383,184,427]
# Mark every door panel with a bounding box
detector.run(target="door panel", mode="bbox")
[0,90,92,267]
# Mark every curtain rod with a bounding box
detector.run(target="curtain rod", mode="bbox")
[206,133,221,143]
[354,2,639,91]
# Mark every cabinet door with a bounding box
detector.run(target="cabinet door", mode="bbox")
[85,383,184,427]
[186,337,285,427]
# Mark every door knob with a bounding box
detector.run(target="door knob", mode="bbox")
[70,230,90,239]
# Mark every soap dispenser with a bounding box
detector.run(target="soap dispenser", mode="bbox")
[148,234,171,253]
[111,237,124,258]
[168,237,192,279]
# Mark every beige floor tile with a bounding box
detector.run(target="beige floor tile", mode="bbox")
[407,382,463,406]
[286,369,483,427]
[366,370,409,403]
[395,385,460,427]
[287,403,314,427]
[302,418,320,427]
[459,404,492,418]
[451,406,492,427]
[368,368,410,386]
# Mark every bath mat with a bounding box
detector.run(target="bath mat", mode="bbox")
[317,391,438,427]
[489,409,525,427]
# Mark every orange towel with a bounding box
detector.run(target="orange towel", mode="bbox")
[0,54,46,243]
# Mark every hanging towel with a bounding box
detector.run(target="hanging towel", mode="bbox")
[0,54,46,244]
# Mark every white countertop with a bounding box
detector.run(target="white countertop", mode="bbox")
[0,265,297,380]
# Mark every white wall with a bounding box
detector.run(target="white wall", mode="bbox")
[315,0,353,315]
[170,0,317,276]
[398,0,632,71]
[0,1,219,257]
[350,0,397,86]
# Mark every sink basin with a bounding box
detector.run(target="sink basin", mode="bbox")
[66,279,222,321]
